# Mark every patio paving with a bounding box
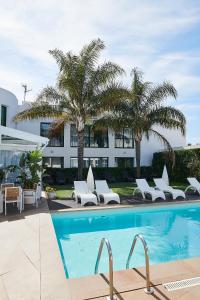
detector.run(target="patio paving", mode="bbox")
[0,199,69,300]
[1,197,200,299]
[68,257,200,300]
[48,194,200,211]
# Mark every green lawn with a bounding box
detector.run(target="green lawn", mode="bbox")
[53,185,74,199]
[53,181,187,199]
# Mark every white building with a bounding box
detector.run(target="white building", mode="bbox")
[0,87,186,168]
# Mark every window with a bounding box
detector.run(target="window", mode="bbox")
[115,157,134,168]
[70,157,108,168]
[1,105,7,126]
[70,124,78,147]
[43,157,64,168]
[40,122,64,147]
[115,128,134,148]
[70,124,108,148]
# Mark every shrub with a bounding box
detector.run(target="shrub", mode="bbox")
[152,148,200,182]
[45,186,56,193]
[43,166,154,184]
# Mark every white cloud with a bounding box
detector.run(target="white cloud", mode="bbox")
[0,0,200,110]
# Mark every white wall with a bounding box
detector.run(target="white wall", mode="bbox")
[0,88,18,128]
[141,126,186,166]
[0,87,187,168]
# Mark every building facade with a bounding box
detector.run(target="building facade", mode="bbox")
[0,87,186,168]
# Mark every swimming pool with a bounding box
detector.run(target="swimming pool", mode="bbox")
[52,203,200,279]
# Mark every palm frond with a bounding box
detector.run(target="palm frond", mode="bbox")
[93,83,130,110]
[147,128,175,167]
[37,86,65,104]
[148,106,186,135]
[130,68,152,104]
[48,118,67,138]
[92,62,124,84]
[147,81,177,106]
[13,103,63,122]
[80,38,105,68]
[94,114,126,131]
[130,67,143,82]
[49,49,68,71]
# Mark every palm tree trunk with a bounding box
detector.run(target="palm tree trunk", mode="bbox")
[77,129,84,180]
[135,140,141,178]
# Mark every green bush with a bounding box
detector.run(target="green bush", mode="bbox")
[43,166,153,184]
[152,148,200,182]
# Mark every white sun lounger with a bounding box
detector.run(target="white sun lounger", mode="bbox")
[185,177,200,195]
[74,181,98,206]
[95,180,120,204]
[134,179,166,201]
[154,178,186,200]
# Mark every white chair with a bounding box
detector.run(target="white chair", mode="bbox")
[1,183,14,193]
[134,179,166,201]
[5,187,23,215]
[95,180,120,204]
[34,182,42,207]
[154,178,186,200]
[36,182,42,199]
[74,181,98,206]
[185,177,200,195]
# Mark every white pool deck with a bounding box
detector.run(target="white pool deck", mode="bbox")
[1,198,200,299]
[0,200,69,300]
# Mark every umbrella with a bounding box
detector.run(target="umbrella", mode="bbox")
[87,165,95,192]
[162,165,169,185]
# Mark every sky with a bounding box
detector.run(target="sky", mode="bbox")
[0,0,200,144]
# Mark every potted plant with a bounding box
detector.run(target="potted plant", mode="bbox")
[46,186,56,200]
[7,150,43,204]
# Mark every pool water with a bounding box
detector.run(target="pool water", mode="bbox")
[52,203,200,279]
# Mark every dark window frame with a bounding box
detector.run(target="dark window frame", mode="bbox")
[115,128,134,148]
[42,157,64,168]
[70,157,109,168]
[1,105,7,127]
[40,122,64,147]
[70,124,78,147]
[115,157,134,168]
[70,124,109,148]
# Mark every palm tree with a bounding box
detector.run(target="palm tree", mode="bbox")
[14,39,127,179]
[94,68,186,177]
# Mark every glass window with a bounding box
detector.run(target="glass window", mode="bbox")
[70,157,78,168]
[70,157,108,168]
[84,126,90,147]
[115,128,134,148]
[1,105,7,126]
[40,122,64,147]
[70,124,78,147]
[43,157,64,168]
[70,124,108,148]
[115,157,134,168]
[90,157,108,167]
[90,128,108,148]
[83,158,90,168]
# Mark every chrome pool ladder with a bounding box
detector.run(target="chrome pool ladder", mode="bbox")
[95,238,116,300]
[126,234,154,294]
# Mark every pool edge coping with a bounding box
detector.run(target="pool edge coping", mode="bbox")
[49,198,200,214]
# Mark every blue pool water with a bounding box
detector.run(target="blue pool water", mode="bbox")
[52,203,200,279]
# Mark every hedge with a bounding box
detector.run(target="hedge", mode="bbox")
[43,166,153,185]
[152,148,200,182]
[43,148,200,185]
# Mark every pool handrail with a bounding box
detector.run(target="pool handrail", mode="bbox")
[95,238,116,300]
[126,234,154,294]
